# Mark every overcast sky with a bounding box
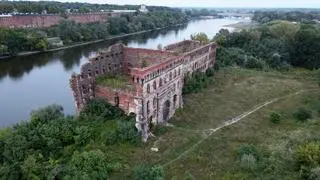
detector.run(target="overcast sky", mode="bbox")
[42,0,320,8]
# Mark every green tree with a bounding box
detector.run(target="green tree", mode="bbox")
[66,150,115,180]
[190,32,210,45]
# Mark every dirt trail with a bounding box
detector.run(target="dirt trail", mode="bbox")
[162,89,318,167]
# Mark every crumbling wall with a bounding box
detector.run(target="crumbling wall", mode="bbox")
[122,47,175,74]
[70,44,125,111]
[164,40,201,54]
[95,85,137,113]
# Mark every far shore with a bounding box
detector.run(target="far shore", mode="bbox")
[223,21,258,30]
[0,24,186,60]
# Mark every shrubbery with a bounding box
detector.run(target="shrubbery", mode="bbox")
[182,68,214,95]
[65,150,120,180]
[105,120,140,145]
[0,99,138,179]
[82,98,125,119]
[269,112,281,124]
[130,164,164,180]
[153,125,168,136]
[296,142,320,179]
[293,107,312,122]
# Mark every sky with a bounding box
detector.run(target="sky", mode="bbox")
[39,0,320,8]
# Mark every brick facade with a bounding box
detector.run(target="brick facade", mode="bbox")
[70,40,217,141]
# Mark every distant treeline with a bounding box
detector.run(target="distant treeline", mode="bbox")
[0,11,188,56]
[253,10,320,23]
[214,20,320,70]
[184,9,219,17]
[0,1,176,14]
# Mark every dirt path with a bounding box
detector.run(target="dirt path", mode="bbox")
[162,89,318,167]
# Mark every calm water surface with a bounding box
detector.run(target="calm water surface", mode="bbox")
[0,18,238,126]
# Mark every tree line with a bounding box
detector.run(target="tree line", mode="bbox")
[0,1,175,14]
[0,11,188,56]
[213,20,320,70]
[253,10,320,24]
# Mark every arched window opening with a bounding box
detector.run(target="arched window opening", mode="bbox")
[153,81,157,90]
[169,72,172,81]
[173,95,177,108]
[115,96,120,107]
[159,78,163,87]
[153,97,157,108]
[147,101,150,114]
[147,84,150,93]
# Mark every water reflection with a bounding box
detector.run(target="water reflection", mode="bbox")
[0,24,187,81]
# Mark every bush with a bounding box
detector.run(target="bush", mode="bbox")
[205,68,215,77]
[240,154,257,170]
[237,144,260,160]
[296,142,320,179]
[309,167,320,180]
[182,71,212,95]
[131,164,164,180]
[183,172,195,180]
[83,99,125,118]
[65,150,119,180]
[244,56,266,70]
[30,104,64,125]
[106,120,140,145]
[296,142,320,168]
[293,107,312,122]
[153,125,167,136]
[269,112,281,124]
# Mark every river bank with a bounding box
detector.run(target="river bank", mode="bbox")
[223,21,259,30]
[0,24,186,60]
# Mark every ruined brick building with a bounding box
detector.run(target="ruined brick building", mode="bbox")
[70,40,216,141]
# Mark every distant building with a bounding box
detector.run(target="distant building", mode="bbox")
[139,4,148,13]
[111,10,137,13]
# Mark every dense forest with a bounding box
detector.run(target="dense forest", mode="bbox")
[214,20,320,70]
[0,11,188,56]
[253,10,320,23]
[0,1,175,14]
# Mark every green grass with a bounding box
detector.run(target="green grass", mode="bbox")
[109,67,320,179]
[96,74,133,90]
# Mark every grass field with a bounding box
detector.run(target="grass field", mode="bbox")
[110,67,320,179]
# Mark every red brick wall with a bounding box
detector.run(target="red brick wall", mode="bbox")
[0,13,109,28]
[95,85,137,113]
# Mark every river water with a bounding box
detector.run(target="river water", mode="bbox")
[0,18,238,126]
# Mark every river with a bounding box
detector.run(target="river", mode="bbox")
[0,18,239,127]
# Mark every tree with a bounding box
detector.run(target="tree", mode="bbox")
[190,32,209,45]
[30,104,64,125]
[65,150,115,180]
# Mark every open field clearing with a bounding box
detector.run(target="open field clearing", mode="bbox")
[110,67,320,179]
